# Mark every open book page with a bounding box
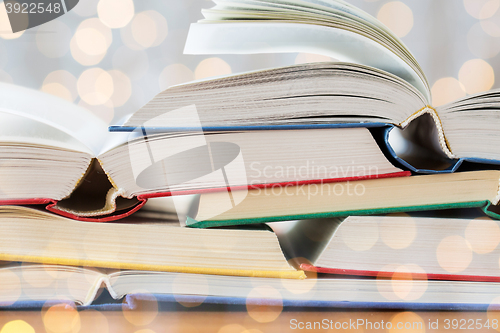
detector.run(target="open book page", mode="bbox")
[0,82,109,157]
[185,23,429,101]
[0,263,106,306]
[4,263,500,307]
[435,89,500,161]
[106,270,500,307]
[0,111,93,155]
[210,0,417,68]
[122,63,427,129]
[185,0,430,101]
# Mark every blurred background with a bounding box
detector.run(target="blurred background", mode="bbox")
[0,0,498,124]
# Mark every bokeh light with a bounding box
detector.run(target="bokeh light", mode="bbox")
[42,304,81,333]
[195,58,232,80]
[0,320,35,333]
[481,8,500,37]
[41,70,78,102]
[75,28,108,57]
[41,82,73,102]
[71,18,112,66]
[467,23,500,59]
[436,235,473,273]
[98,0,135,29]
[159,64,194,90]
[464,217,500,254]
[463,0,500,19]
[121,10,168,50]
[108,69,132,107]
[79,310,109,333]
[431,77,466,107]
[70,38,105,67]
[376,2,414,38]
[0,1,25,39]
[479,0,500,18]
[77,67,114,106]
[388,312,425,333]
[377,265,401,301]
[391,264,427,301]
[458,59,495,94]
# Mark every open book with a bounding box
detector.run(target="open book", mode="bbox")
[0,83,408,220]
[280,215,500,283]
[4,263,500,309]
[112,0,500,171]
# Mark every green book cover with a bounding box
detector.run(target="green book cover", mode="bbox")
[187,201,499,228]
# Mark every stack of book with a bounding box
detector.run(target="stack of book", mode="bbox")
[2,0,500,310]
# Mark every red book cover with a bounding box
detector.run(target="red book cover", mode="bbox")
[300,264,500,283]
[0,171,411,222]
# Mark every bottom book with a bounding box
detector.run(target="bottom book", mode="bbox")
[2,263,500,310]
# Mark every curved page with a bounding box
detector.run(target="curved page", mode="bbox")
[184,22,430,102]
[0,82,109,156]
[0,111,93,154]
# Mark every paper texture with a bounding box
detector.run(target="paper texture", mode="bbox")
[184,22,430,102]
[0,82,109,156]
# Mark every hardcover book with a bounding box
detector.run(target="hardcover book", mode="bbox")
[0,206,302,279]
[187,170,500,227]
[2,263,500,309]
[0,83,408,221]
[157,0,500,169]
[285,215,500,283]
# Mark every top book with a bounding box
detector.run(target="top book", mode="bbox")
[0,83,406,220]
[185,0,428,97]
[115,0,500,167]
